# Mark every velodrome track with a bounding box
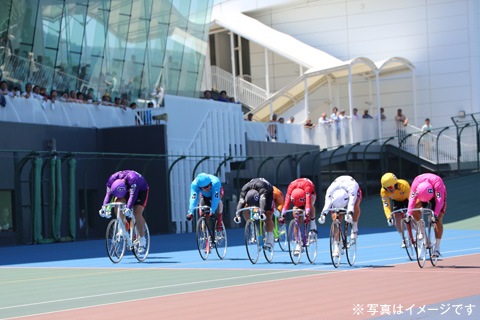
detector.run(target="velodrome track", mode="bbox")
[1,174,479,319]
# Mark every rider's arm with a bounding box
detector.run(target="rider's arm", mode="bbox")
[433,181,446,216]
[236,185,248,212]
[304,184,314,212]
[188,183,200,213]
[210,180,222,212]
[407,179,420,214]
[282,184,294,214]
[380,188,392,219]
[103,186,113,206]
[126,185,138,209]
[346,187,358,214]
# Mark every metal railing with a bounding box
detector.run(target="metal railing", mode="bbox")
[1,53,96,93]
[210,65,268,108]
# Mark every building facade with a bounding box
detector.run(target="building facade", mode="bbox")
[0,0,213,102]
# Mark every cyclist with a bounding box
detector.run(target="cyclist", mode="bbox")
[407,173,446,258]
[279,178,316,254]
[380,173,411,247]
[236,178,275,250]
[318,175,361,257]
[186,173,223,253]
[100,170,149,250]
[273,186,284,215]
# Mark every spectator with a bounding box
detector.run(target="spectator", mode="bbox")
[49,90,58,103]
[40,87,47,98]
[395,108,408,147]
[287,116,295,124]
[278,117,285,124]
[101,93,112,105]
[21,83,33,99]
[421,118,433,158]
[86,92,94,103]
[266,113,278,142]
[58,91,69,102]
[375,107,386,121]
[77,92,85,103]
[129,102,137,110]
[147,101,154,108]
[363,110,373,119]
[339,110,349,120]
[13,86,21,97]
[330,107,339,122]
[0,81,13,97]
[32,86,43,100]
[68,90,77,102]
[304,118,315,129]
[203,90,213,100]
[217,90,229,102]
[318,113,331,125]
[229,97,239,103]
[331,107,340,142]
[114,97,121,107]
[352,108,362,119]
[246,113,253,121]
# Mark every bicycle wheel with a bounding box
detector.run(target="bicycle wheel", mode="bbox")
[106,219,126,263]
[133,221,150,262]
[416,220,427,268]
[427,220,438,266]
[329,222,341,268]
[306,224,317,263]
[245,219,259,264]
[196,217,210,260]
[402,220,416,261]
[263,222,274,263]
[214,219,227,260]
[277,223,288,251]
[343,221,356,266]
[288,219,302,265]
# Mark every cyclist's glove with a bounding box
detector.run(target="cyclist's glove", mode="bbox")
[387,217,394,227]
[318,214,326,225]
[233,215,241,224]
[186,212,193,221]
[404,215,412,223]
[99,207,106,218]
[278,216,286,224]
[346,211,353,223]
[125,208,133,218]
[432,215,438,224]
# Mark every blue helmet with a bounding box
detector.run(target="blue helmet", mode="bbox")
[246,189,260,207]
[196,173,211,188]
[111,179,127,198]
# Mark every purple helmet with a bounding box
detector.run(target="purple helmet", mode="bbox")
[417,181,434,202]
[111,179,127,198]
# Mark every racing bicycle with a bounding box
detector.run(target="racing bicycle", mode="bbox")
[192,205,227,260]
[103,202,150,263]
[387,208,417,261]
[235,207,274,264]
[406,208,438,268]
[323,208,356,268]
[283,208,317,265]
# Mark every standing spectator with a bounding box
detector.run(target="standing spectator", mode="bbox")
[363,110,373,119]
[287,116,295,124]
[352,108,362,119]
[217,90,229,102]
[32,86,43,100]
[330,107,340,143]
[129,102,137,110]
[76,92,85,103]
[0,81,14,97]
[318,113,331,125]
[203,90,213,100]
[339,110,349,120]
[266,113,278,142]
[246,113,253,121]
[375,107,386,121]
[49,90,58,103]
[421,118,433,158]
[278,117,285,124]
[21,83,33,99]
[395,108,409,147]
[304,118,315,129]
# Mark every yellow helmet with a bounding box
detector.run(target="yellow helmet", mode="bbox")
[381,173,398,188]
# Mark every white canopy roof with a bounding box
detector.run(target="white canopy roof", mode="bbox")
[213,12,343,70]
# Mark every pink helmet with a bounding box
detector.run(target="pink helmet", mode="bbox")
[417,181,434,202]
[291,188,306,207]
[111,179,127,198]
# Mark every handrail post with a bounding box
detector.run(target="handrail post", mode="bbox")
[295,151,311,178]
[380,137,394,173]
[399,133,415,176]
[417,131,430,174]
[470,114,479,171]
[216,156,233,177]
[168,155,186,233]
[276,155,293,186]
[345,143,360,174]
[329,145,344,182]
[436,127,449,164]
[457,123,471,173]
[256,156,274,177]
[362,139,377,198]
[192,156,211,181]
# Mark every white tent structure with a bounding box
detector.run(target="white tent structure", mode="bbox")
[212,12,416,138]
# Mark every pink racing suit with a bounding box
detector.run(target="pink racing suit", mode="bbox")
[407,173,446,217]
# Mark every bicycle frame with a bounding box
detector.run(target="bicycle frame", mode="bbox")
[107,202,136,249]
[283,209,308,246]
[407,207,437,267]
[236,207,266,248]
[325,207,356,267]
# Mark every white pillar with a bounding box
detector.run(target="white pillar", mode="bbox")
[412,69,417,126]
[264,48,270,97]
[304,76,309,120]
[229,32,237,100]
[376,72,382,139]
[348,66,355,142]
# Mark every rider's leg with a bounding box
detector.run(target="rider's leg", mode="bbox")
[133,204,146,236]
[351,197,361,238]
[265,210,274,247]
[216,199,224,229]
[434,211,445,252]
[309,195,317,231]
